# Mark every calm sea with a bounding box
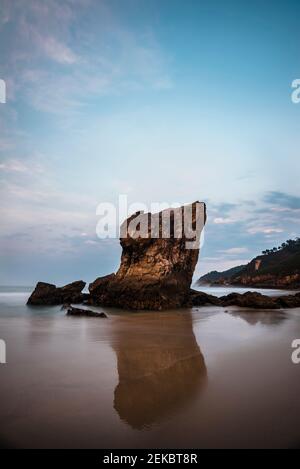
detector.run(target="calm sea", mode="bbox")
[0,285,300,448]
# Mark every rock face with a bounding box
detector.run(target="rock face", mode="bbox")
[189,289,222,306]
[27,281,86,305]
[276,293,300,308]
[197,238,300,289]
[89,202,206,310]
[190,289,300,309]
[230,272,300,289]
[219,291,279,309]
[66,306,107,318]
[197,265,245,285]
[89,273,115,297]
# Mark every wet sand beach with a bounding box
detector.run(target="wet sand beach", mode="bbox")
[0,287,300,448]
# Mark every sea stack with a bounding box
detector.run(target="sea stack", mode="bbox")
[89,201,206,310]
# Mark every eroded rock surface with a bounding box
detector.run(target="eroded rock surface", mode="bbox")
[89,202,206,309]
[190,290,300,309]
[66,306,107,318]
[89,273,115,297]
[189,289,222,306]
[27,281,86,305]
[219,291,279,309]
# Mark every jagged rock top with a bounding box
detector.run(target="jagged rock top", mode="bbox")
[89,201,206,310]
[27,280,86,306]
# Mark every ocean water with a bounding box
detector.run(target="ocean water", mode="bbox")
[194,284,298,297]
[0,285,300,448]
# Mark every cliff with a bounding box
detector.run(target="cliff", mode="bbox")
[197,265,245,285]
[198,238,300,289]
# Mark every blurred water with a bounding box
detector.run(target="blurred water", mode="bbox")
[194,284,299,297]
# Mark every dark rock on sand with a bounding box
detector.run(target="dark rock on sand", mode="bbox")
[276,295,300,308]
[219,291,280,309]
[66,306,107,318]
[89,202,206,310]
[89,274,115,299]
[188,290,292,309]
[189,289,221,306]
[27,281,86,305]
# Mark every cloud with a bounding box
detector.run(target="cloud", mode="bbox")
[213,217,236,224]
[219,247,249,255]
[263,191,300,210]
[2,0,172,116]
[84,239,98,246]
[247,227,284,235]
[197,188,300,276]
[212,202,238,214]
[39,36,79,64]
[0,158,44,174]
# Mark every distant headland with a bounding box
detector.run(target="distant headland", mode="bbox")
[198,237,300,289]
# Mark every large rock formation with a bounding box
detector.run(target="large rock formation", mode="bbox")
[27,281,86,305]
[89,201,206,310]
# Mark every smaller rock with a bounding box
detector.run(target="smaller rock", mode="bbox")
[27,280,86,305]
[190,290,221,306]
[59,281,86,303]
[220,291,279,309]
[66,306,107,318]
[89,273,115,297]
[27,282,58,305]
[276,295,300,308]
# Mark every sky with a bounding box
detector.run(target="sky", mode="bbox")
[0,0,300,285]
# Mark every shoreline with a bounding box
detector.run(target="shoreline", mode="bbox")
[197,283,300,291]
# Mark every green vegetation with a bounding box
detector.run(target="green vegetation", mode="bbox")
[262,238,300,256]
[198,237,300,287]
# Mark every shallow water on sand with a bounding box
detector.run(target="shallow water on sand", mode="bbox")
[0,287,300,448]
[195,284,299,297]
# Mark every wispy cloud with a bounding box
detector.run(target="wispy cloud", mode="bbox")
[198,191,300,276]
[219,247,249,255]
[0,158,44,174]
[2,0,172,116]
[39,36,79,65]
[247,227,284,235]
[213,217,236,224]
[263,191,300,210]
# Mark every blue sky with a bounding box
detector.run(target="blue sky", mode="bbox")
[0,0,300,285]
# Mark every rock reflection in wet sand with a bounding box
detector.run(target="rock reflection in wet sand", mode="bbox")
[112,311,207,429]
[227,309,288,326]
